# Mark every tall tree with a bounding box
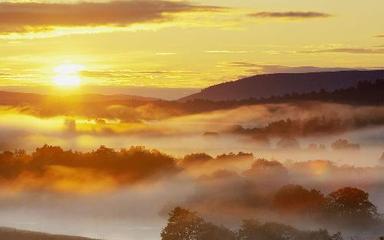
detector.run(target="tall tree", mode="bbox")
[161,207,205,240]
[161,207,235,240]
[325,187,379,227]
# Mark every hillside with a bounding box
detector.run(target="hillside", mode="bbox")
[181,70,384,101]
[0,227,98,240]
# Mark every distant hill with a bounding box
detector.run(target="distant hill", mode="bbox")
[0,227,98,240]
[181,70,384,101]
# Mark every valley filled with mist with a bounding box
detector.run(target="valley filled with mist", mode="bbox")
[0,75,384,240]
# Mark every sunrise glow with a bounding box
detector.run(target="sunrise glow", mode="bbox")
[0,1,383,239]
[53,64,84,87]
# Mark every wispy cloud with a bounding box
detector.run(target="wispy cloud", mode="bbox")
[302,47,384,54]
[79,69,199,87]
[249,11,331,19]
[155,52,177,56]
[205,50,249,54]
[227,62,358,74]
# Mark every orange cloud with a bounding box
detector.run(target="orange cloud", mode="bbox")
[249,11,331,19]
[0,0,224,37]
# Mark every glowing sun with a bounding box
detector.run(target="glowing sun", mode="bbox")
[53,64,84,87]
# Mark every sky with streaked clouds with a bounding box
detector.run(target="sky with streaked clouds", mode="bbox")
[0,0,383,95]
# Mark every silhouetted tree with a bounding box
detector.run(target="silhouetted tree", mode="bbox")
[324,187,379,227]
[161,207,235,240]
[161,207,205,240]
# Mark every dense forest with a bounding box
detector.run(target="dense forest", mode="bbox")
[182,79,384,113]
[181,70,384,101]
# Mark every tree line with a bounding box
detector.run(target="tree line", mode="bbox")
[182,79,384,113]
[161,187,384,240]
[161,207,342,240]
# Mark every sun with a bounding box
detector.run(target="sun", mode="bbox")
[53,64,84,87]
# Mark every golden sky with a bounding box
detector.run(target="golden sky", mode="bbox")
[0,0,383,92]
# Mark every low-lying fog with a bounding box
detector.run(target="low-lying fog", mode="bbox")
[0,102,383,239]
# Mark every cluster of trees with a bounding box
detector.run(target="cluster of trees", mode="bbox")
[231,117,346,138]
[1,146,260,182]
[161,207,342,240]
[231,112,384,140]
[231,118,366,150]
[182,152,253,166]
[331,139,360,151]
[272,185,381,228]
[234,117,366,150]
[0,145,179,184]
[160,185,383,240]
[243,159,287,178]
[161,184,384,240]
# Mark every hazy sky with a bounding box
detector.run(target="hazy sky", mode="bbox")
[0,0,383,92]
